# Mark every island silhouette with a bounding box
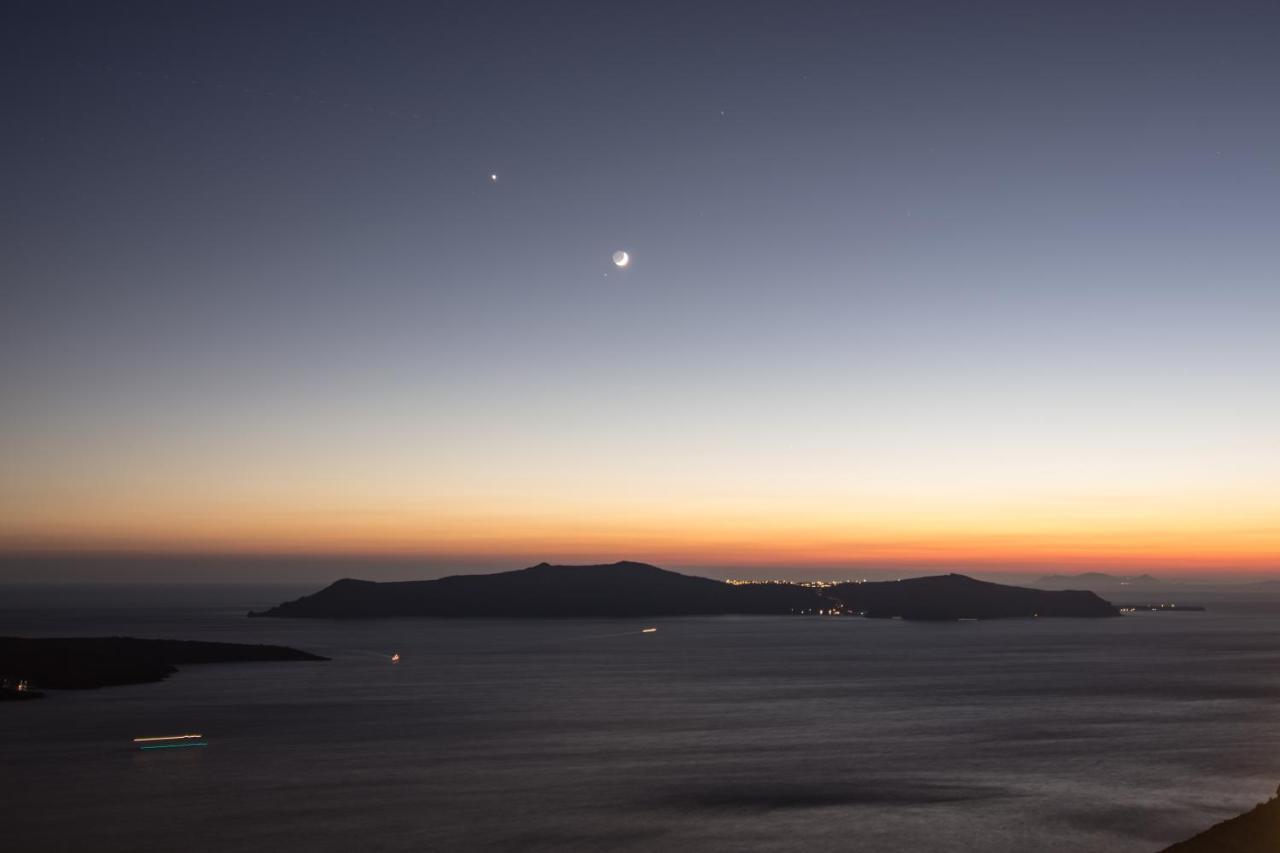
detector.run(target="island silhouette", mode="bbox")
[250,561,1118,620]
[0,637,327,698]
[1035,572,1163,589]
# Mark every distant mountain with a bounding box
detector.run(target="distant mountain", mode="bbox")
[0,637,327,692]
[1034,572,1162,588]
[1159,786,1280,852]
[251,561,821,618]
[251,562,1117,620]
[833,574,1117,620]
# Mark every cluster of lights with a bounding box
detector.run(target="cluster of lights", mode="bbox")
[725,578,867,587]
[788,608,853,616]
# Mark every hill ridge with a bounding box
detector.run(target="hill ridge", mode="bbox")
[251,562,1117,620]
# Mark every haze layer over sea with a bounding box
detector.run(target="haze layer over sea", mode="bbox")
[4,584,1280,852]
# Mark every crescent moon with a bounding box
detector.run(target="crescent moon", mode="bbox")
[612,250,630,268]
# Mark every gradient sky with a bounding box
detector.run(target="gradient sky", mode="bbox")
[2,1,1278,580]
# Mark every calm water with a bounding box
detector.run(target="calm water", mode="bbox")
[4,586,1280,852]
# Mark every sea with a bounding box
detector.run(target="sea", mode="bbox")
[4,584,1280,852]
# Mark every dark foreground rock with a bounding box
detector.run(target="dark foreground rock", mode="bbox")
[0,636,327,694]
[1159,787,1280,852]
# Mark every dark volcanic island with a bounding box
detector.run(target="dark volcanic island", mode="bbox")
[0,637,327,699]
[250,561,1118,620]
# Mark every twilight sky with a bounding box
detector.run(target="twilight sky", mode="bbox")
[2,1,1278,580]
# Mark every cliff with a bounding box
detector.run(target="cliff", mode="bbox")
[1159,788,1280,852]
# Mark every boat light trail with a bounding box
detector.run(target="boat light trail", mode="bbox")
[133,734,203,743]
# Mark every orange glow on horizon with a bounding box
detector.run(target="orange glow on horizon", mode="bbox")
[4,501,1276,575]
[4,453,1277,575]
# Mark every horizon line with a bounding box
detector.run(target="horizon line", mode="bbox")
[1,550,1277,584]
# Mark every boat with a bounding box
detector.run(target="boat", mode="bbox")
[133,734,207,750]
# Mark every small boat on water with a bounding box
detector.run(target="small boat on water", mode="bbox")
[133,734,206,750]
[641,627,657,634]
[391,652,401,663]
